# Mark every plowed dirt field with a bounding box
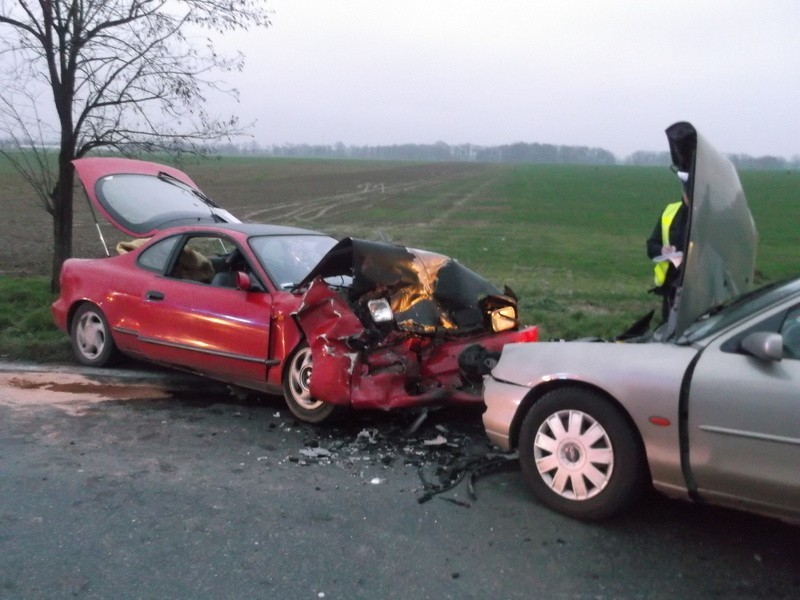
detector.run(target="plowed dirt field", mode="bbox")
[0,159,504,276]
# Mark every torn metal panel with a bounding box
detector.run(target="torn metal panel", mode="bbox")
[293,236,539,411]
[293,278,364,406]
[299,237,515,335]
[294,269,539,410]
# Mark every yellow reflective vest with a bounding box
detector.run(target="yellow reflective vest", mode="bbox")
[653,201,683,286]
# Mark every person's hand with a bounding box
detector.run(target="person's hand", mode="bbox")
[661,245,676,255]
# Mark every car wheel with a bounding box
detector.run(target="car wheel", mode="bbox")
[282,343,337,424]
[70,303,117,367]
[518,387,646,520]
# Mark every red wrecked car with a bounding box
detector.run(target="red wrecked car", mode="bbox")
[52,157,538,422]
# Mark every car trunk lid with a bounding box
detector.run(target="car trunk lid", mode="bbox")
[73,157,239,239]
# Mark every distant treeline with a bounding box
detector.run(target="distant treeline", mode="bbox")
[622,150,799,171]
[256,141,619,165]
[3,138,798,170]
[211,141,800,170]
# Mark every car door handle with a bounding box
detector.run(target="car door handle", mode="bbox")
[146,290,165,301]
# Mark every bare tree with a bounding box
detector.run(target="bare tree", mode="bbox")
[0,0,271,290]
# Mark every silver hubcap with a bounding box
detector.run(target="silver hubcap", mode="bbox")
[533,409,614,501]
[76,311,106,360]
[287,348,323,410]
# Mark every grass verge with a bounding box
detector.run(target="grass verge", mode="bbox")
[0,277,72,362]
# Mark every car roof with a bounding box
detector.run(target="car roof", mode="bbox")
[197,222,328,238]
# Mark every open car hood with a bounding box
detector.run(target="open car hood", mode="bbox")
[299,237,517,334]
[72,157,239,238]
[664,122,758,339]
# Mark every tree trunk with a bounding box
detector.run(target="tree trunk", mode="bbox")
[50,148,75,293]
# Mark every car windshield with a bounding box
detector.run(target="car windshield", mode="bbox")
[249,234,340,290]
[677,278,800,343]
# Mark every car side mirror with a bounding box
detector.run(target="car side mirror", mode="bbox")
[740,331,783,362]
[234,271,252,291]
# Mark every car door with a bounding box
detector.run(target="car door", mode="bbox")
[686,302,800,515]
[137,234,274,389]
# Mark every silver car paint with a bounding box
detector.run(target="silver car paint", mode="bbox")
[484,340,699,495]
[483,291,800,521]
[686,300,800,522]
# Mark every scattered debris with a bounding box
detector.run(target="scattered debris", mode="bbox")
[416,453,519,505]
[423,434,448,446]
[261,405,520,505]
[439,497,471,508]
[405,408,430,435]
[356,428,379,444]
[299,447,332,459]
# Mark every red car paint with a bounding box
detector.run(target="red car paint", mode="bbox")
[53,158,539,423]
[294,278,538,410]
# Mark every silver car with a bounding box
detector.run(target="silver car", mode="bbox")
[483,122,800,522]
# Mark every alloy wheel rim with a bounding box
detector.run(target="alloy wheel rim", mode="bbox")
[76,313,106,359]
[533,409,614,501]
[289,348,323,410]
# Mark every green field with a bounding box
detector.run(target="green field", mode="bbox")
[183,158,798,340]
[1,155,798,359]
[370,164,800,339]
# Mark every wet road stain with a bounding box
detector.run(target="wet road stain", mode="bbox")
[1,373,172,414]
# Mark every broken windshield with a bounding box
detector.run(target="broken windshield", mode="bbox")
[249,234,340,289]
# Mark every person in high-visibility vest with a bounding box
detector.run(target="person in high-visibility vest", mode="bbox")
[646,170,690,321]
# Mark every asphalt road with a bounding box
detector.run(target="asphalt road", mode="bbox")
[1,362,799,600]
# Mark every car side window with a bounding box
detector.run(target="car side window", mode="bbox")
[166,235,265,291]
[780,306,800,360]
[167,235,233,284]
[137,236,180,273]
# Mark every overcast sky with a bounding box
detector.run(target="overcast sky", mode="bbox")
[214,1,800,159]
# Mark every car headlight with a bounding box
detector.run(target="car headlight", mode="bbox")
[367,298,394,324]
[490,306,517,332]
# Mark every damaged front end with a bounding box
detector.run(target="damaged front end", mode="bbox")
[293,238,538,410]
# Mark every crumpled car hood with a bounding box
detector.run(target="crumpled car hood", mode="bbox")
[299,237,516,334]
[663,122,758,340]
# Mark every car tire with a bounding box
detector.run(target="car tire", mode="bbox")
[70,303,118,367]
[282,343,338,424]
[518,387,646,520]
